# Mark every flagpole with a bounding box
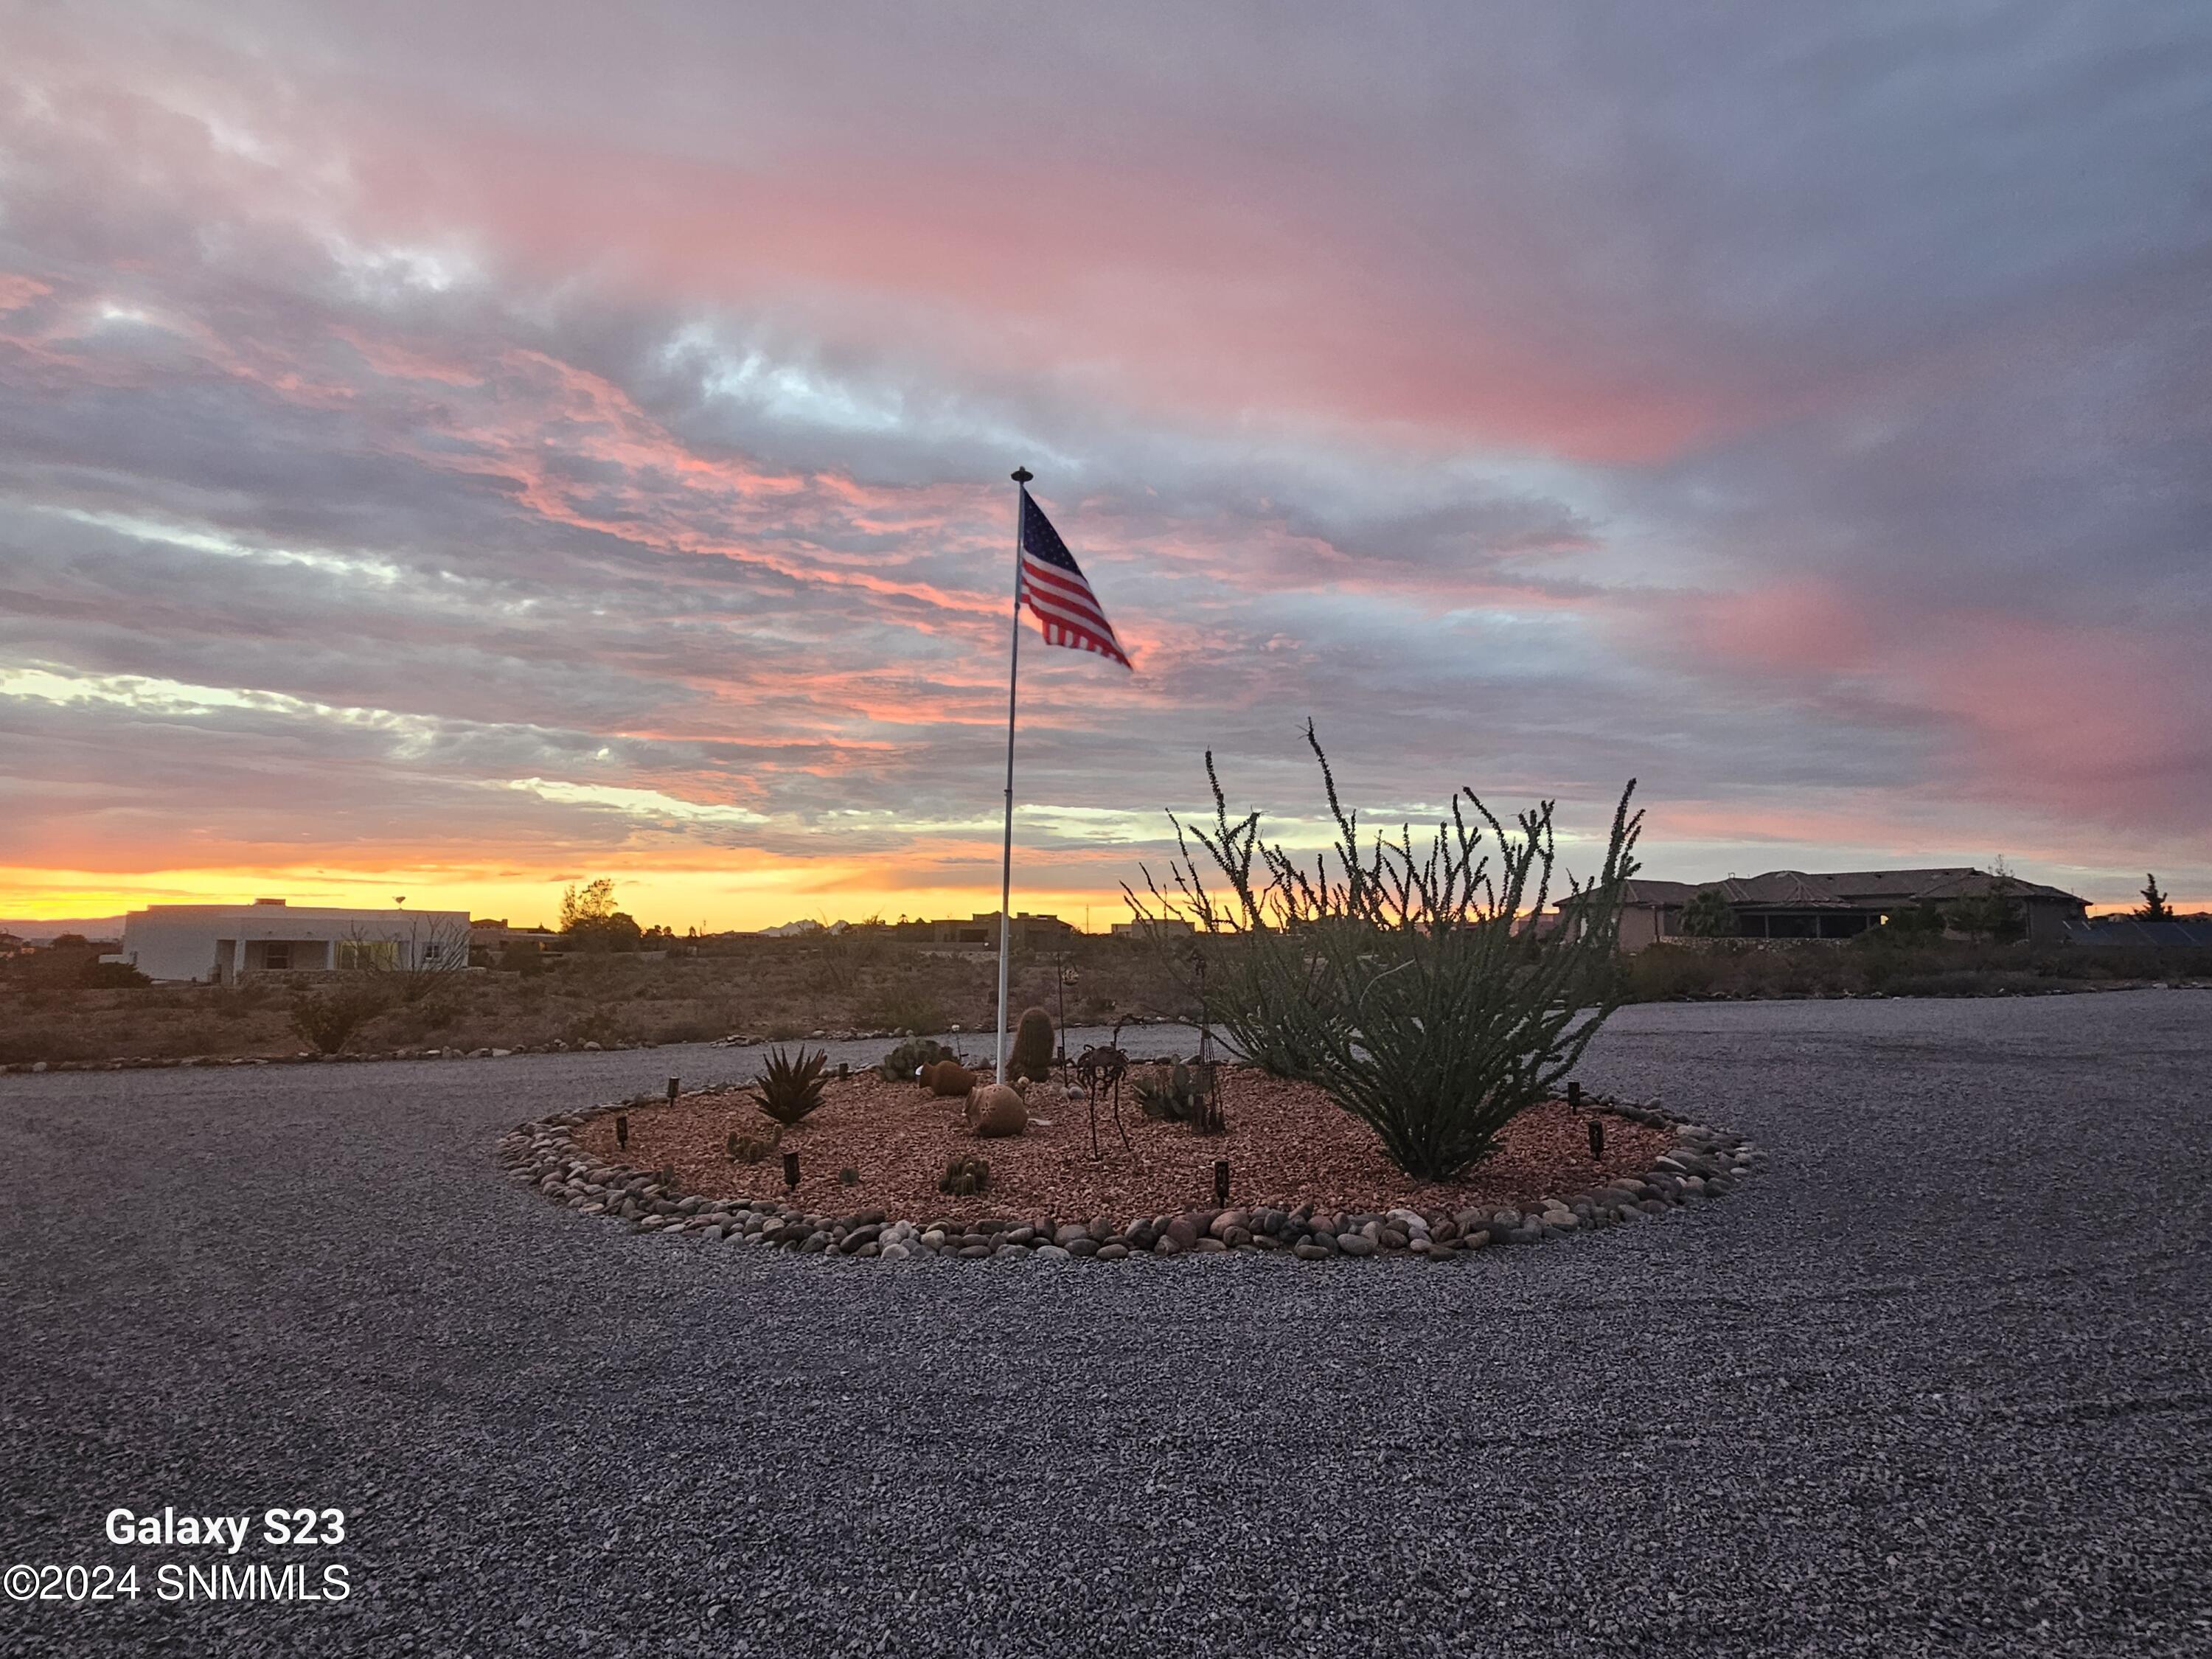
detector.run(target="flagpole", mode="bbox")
[995,467,1032,1084]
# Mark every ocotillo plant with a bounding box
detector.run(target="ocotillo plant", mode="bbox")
[1126,721,1641,1180]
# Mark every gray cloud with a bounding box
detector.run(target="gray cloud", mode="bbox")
[1,1,2207,916]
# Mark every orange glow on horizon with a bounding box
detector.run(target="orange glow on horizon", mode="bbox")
[5,860,2200,933]
[0,862,1157,935]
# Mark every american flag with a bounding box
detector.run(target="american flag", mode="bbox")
[1019,488,1131,669]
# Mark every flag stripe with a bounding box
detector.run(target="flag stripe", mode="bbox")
[1028,611,1124,662]
[1021,563,1113,630]
[1020,555,1107,607]
[1023,580,1114,639]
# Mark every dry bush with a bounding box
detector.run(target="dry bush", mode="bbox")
[289,977,393,1055]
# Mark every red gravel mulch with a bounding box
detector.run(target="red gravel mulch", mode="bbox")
[568,1068,1671,1222]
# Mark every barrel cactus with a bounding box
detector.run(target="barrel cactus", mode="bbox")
[1009,1006,1055,1082]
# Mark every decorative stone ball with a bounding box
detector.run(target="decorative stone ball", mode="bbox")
[966,1082,1029,1138]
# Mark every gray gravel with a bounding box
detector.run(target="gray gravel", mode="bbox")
[3,993,2209,1657]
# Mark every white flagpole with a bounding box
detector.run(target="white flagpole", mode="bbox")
[995,467,1032,1084]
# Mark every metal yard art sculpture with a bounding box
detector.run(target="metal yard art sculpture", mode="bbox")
[1073,1018,1133,1158]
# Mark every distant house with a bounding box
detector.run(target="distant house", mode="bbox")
[891,911,1079,950]
[121,900,472,984]
[1556,869,2087,952]
[1110,917,1196,942]
[470,918,564,951]
[1558,880,1701,950]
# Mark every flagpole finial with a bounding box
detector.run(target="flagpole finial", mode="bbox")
[1010,467,1033,484]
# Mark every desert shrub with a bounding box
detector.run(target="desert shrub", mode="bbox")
[750,1046,830,1126]
[1008,1006,1055,1082]
[653,1015,728,1045]
[564,1007,632,1048]
[878,1036,957,1081]
[860,984,947,1036]
[1127,721,1640,1180]
[73,959,150,990]
[501,941,547,976]
[1619,944,1724,1000]
[1860,901,1948,943]
[288,978,392,1055]
[806,933,883,993]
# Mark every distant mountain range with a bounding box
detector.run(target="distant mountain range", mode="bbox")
[0,917,127,943]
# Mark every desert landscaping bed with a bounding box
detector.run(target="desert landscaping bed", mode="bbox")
[501,1067,1762,1262]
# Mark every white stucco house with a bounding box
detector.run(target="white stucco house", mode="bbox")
[120,900,472,984]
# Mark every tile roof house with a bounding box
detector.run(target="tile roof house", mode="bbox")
[1557,868,2087,951]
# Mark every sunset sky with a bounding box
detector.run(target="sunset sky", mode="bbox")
[2,2,2206,931]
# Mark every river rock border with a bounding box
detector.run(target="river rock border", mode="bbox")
[496,1093,1764,1262]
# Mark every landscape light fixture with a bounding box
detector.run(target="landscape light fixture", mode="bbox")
[1567,1080,1583,1109]
[1588,1119,1604,1163]
[1214,1159,1231,1206]
[782,1152,800,1189]
[666,1076,680,1102]
[614,1113,629,1149]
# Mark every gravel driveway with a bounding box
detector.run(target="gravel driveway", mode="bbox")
[3,992,2208,1657]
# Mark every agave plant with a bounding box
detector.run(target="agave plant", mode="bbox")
[749,1045,831,1127]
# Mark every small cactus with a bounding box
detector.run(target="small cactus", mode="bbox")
[1133,1060,1223,1131]
[938,1155,991,1197]
[879,1036,957,1082]
[838,1166,860,1187]
[726,1127,782,1164]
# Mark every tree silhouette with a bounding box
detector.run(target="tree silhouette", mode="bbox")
[2138,874,2174,923]
[1678,889,1738,939]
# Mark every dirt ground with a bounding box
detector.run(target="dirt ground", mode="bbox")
[0,935,1183,1065]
